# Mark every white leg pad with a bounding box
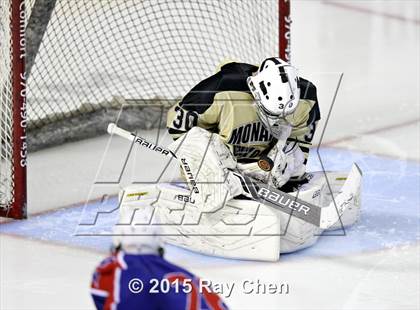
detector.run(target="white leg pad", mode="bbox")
[118,183,281,261]
[275,166,362,252]
[116,165,362,258]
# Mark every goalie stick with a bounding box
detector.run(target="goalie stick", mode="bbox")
[107,123,361,229]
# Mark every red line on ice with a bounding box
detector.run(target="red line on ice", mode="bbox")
[323,1,420,25]
[322,118,420,146]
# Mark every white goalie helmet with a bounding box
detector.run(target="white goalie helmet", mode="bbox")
[247,57,300,138]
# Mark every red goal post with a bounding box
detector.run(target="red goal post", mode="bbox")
[0,0,27,219]
[279,0,292,62]
[0,0,291,219]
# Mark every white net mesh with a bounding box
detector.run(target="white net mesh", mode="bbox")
[25,0,280,142]
[1,0,279,150]
[1,0,283,216]
[0,0,14,210]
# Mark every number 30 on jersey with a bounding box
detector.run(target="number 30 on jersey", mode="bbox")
[172,106,198,131]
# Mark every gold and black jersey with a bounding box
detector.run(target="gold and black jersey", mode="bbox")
[167,62,320,163]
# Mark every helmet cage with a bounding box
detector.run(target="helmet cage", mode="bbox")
[254,100,291,140]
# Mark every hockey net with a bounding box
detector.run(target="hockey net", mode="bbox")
[0,0,290,218]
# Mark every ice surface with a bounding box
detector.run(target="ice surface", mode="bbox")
[1,147,419,257]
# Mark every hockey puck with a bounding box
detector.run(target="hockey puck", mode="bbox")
[258,156,274,172]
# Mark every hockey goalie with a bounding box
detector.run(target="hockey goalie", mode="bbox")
[112,58,362,261]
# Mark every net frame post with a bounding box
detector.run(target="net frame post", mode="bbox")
[279,0,291,62]
[0,0,27,219]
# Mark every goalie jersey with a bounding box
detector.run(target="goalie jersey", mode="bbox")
[91,252,229,310]
[167,62,320,163]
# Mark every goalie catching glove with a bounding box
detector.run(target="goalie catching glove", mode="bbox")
[237,132,306,190]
